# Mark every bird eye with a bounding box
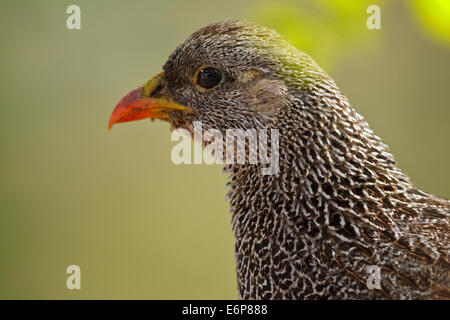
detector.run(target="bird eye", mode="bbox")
[195,67,223,90]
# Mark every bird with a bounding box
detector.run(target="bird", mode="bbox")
[108,20,450,299]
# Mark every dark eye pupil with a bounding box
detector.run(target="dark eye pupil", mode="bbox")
[197,67,222,89]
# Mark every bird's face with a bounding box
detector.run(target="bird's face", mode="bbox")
[108,20,320,136]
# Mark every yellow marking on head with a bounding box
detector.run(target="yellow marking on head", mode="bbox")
[143,72,164,96]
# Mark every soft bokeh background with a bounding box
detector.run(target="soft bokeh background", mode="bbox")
[0,0,448,299]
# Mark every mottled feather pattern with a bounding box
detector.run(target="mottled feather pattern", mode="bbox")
[226,79,450,299]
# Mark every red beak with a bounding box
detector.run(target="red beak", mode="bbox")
[108,74,192,130]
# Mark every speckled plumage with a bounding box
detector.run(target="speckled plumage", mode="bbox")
[136,20,450,299]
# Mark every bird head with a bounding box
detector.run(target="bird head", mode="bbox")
[108,19,330,137]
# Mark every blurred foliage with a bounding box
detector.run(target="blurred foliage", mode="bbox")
[249,0,386,69]
[249,0,449,70]
[407,0,450,47]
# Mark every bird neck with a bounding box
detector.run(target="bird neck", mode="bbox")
[225,85,413,239]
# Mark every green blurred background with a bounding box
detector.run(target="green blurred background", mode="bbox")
[0,0,448,299]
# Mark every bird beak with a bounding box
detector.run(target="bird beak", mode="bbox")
[108,72,193,130]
